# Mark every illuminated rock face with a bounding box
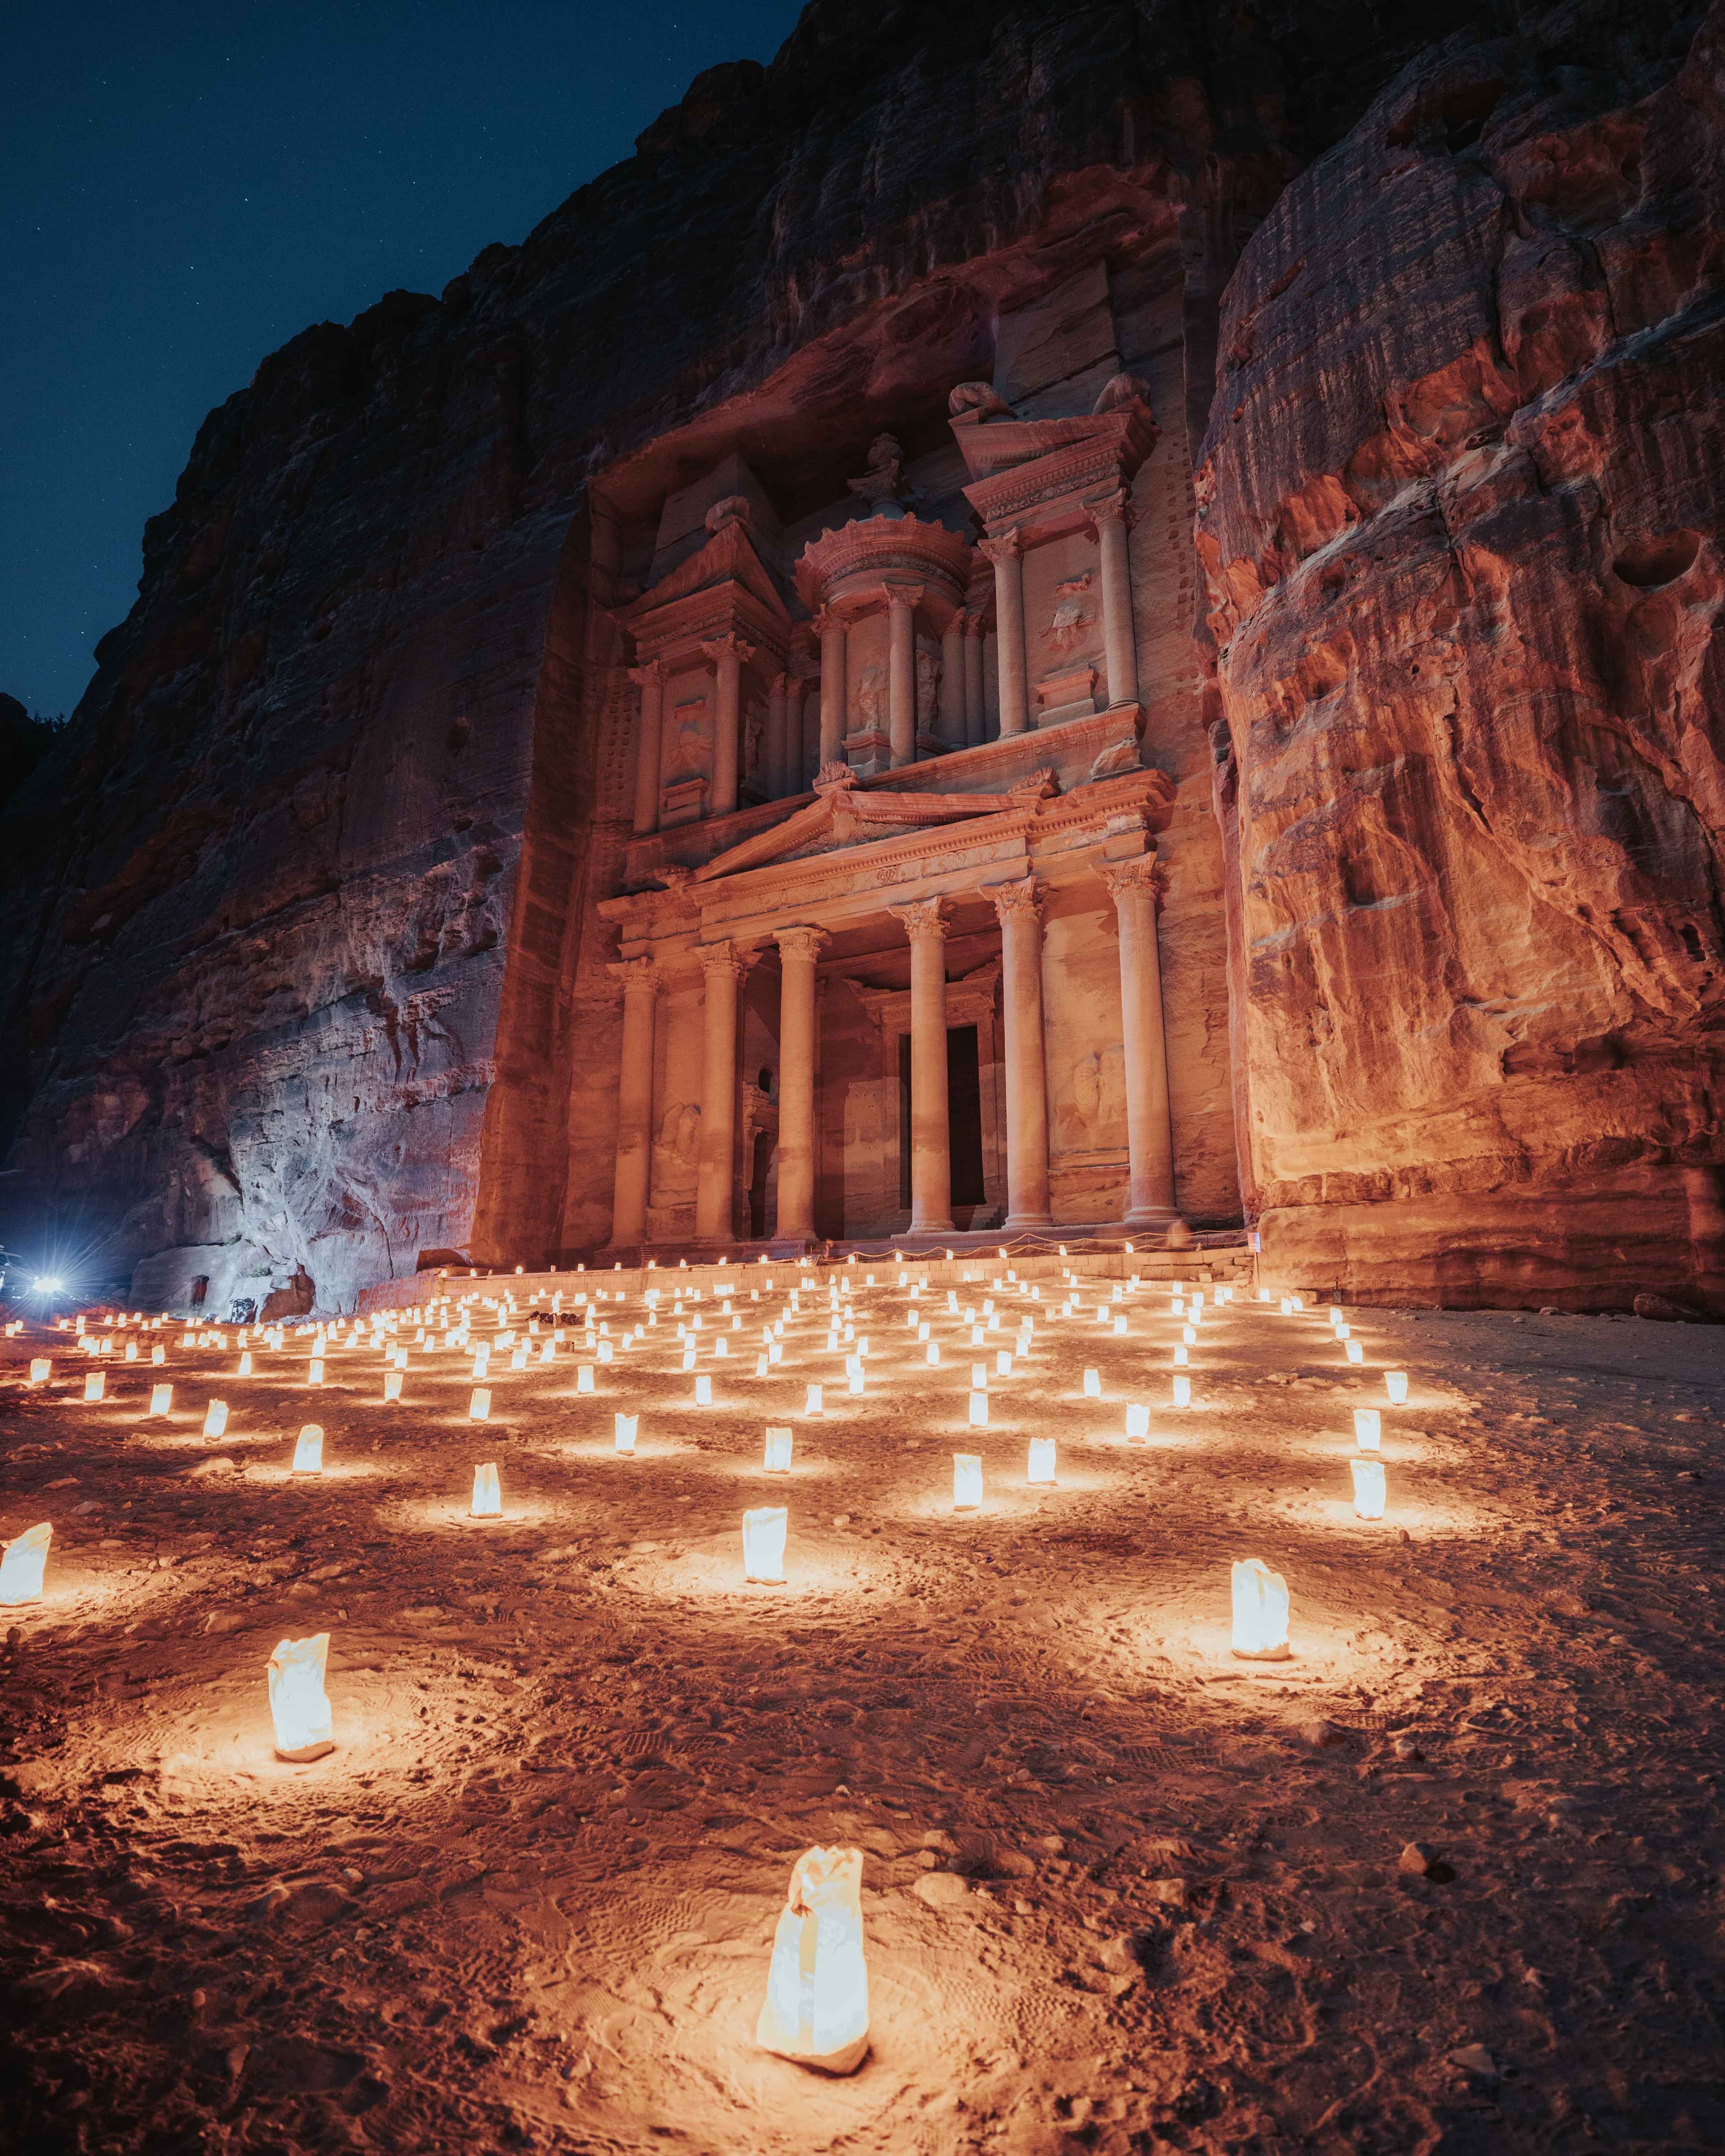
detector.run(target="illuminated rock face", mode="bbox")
[1199,5,1725,1308]
[0,0,1711,1311]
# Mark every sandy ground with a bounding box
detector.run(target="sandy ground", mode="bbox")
[0,1268,1721,2156]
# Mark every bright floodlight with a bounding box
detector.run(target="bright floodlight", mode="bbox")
[32,1276,63,1295]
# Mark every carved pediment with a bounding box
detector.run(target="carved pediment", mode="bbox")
[620,519,791,649]
[675,769,1061,886]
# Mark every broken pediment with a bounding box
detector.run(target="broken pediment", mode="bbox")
[674,769,1062,886]
[619,514,792,645]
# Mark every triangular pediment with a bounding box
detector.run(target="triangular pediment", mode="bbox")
[621,519,790,630]
[679,770,1061,886]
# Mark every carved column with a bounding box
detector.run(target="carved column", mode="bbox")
[892,898,953,1233]
[607,959,659,1250]
[694,942,749,1245]
[701,634,752,819]
[765,671,788,801]
[939,614,965,748]
[774,926,827,1243]
[1088,490,1139,708]
[885,584,921,768]
[816,610,846,770]
[1103,859,1179,1228]
[979,532,1028,737]
[963,612,987,746]
[990,878,1052,1228]
[628,662,666,836]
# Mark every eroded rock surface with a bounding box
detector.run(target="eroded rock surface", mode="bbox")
[1199,1,1724,1305]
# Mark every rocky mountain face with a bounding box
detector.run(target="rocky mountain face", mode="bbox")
[1,0,1715,1309]
[1198,0,1723,1304]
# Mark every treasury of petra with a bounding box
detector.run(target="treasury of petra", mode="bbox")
[588,350,1217,1260]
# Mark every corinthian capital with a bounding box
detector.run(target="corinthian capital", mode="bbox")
[977,530,1026,567]
[1100,857,1166,908]
[880,580,924,614]
[698,938,753,980]
[775,924,829,965]
[988,876,1043,926]
[606,958,660,996]
[627,659,667,690]
[1084,488,1137,535]
[890,897,950,943]
[699,633,756,668]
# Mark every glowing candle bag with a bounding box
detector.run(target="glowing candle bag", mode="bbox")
[1082,1368,1101,1398]
[383,1372,403,1402]
[1385,1370,1409,1404]
[743,1505,787,1583]
[28,1359,50,1384]
[695,1374,713,1406]
[203,1400,229,1439]
[83,1371,105,1404]
[1027,1436,1056,1484]
[1124,1402,1150,1441]
[1350,1458,1386,1520]
[1172,1375,1191,1408]
[0,1523,52,1605]
[149,1383,173,1417]
[292,1424,324,1475]
[1353,1407,1382,1451]
[266,1632,335,1761]
[953,1454,982,1510]
[764,1426,793,1473]
[756,1845,870,2075]
[615,1413,638,1455]
[471,1462,502,1517]
[1230,1557,1291,1661]
[469,1387,491,1421]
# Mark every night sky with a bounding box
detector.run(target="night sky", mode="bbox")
[1,0,806,720]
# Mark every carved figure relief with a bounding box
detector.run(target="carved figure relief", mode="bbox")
[916,648,940,727]
[668,697,709,780]
[1044,572,1095,654]
[856,665,886,731]
[651,1101,701,1200]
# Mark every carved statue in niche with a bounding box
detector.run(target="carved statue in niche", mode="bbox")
[916,648,940,728]
[652,1101,701,1200]
[1044,571,1094,654]
[856,665,887,731]
[668,698,708,780]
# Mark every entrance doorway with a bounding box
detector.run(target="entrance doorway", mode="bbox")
[898,1025,986,1214]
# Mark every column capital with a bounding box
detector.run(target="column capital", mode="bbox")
[775,924,829,964]
[766,669,789,697]
[890,897,950,944]
[1101,856,1167,908]
[698,937,754,980]
[627,658,668,689]
[699,633,756,667]
[606,957,660,995]
[988,875,1043,926]
[962,607,989,639]
[880,580,924,613]
[1084,487,1137,535]
[978,529,1026,566]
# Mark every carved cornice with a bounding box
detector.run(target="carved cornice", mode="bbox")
[775,924,830,964]
[988,875,1043,925]
[890,897,951,943]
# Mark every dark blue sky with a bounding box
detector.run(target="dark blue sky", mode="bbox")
[1,0,806,717]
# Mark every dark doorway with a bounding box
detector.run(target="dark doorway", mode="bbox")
[748,1130,775,1239]
[898,1026,986,1212]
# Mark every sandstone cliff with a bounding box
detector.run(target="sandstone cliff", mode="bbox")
[3,0,1710,1311]
[1199,0,1723,1305]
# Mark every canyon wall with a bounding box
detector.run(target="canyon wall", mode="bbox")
[1198,0,1723,1306]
